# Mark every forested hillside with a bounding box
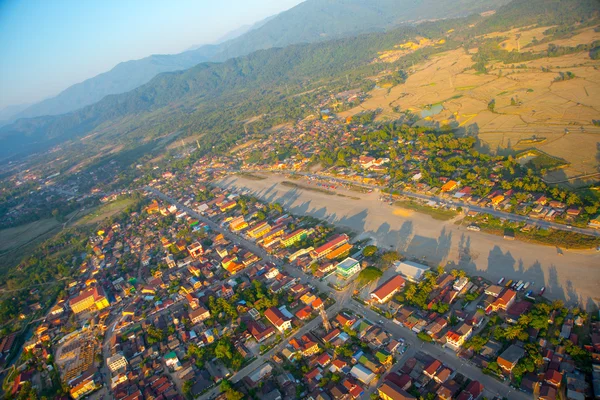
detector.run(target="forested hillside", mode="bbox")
[1,0,598,162]
[8,0,507,122]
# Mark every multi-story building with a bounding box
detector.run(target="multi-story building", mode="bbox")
[107,353,128,372]
[69,287,109,314]
[310,234,349,260]
[187,242,203,258]
[281,229,308,247]
[265,307,292,333]
[335,257,361,279]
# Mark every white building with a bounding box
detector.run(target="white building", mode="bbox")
[107,353,128,372]
[393,260,430,282]
[453,277,469,292]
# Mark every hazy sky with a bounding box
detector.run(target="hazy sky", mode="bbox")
[0,0,304,109]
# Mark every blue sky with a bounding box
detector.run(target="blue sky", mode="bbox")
[0,0,304,108]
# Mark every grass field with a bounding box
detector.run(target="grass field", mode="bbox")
[393,200,458,221]
[236,172,267,181]
[0,218,60,253]
[75,198,134,226]
[460,217,600,249]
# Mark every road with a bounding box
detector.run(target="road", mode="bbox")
[345,302,528,400]
[222,169,600,239]
[149,187,528,400]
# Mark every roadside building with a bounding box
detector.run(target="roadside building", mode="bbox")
[497,344,526,374]
[107,353,128,372]
[265,307,292,333]
[69,287,109,314]
[336,257,361,279]
[370,275,406,304]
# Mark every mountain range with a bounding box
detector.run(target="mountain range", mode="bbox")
[6,0,506,124]
[2,0,596,162]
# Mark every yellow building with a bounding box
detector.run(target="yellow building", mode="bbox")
[247,222,271,239]
[491,195,505,206]
[69,287,109,314]
[70,377,98,400]
[281,229,307,247]
[441,180,458,192]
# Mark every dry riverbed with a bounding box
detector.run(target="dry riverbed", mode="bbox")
[217,173,600,308]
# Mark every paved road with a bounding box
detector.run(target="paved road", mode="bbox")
[148,187,528,400]
[346,302,528,400]
[222,169,600,239]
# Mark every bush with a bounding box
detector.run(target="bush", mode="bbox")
[417,331,433,342]
[362,245,378,257]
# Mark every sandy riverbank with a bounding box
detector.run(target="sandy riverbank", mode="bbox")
[217,173,600,308]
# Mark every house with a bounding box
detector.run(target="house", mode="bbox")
[486,289,516,314]
[453,276,469,292]
[497,344,526,373]
[69,287,109,314]
[330,359,348,373]
[107,353,128,372]
[265,307,292,333]
[378,382,416,400]
[281,229,308,247]
[384,372,411,391]
[290,335,320,357]
[445,323,473,351]
[247,320,275,342]
[221,284,234,299]
[350,364,376,385]
[539,384,557,400]
[545,369,563,387]
[370,275,405,304]
[423,359,442,379]
[459,380,484,400]
[189,307,210,324]
[441,180,458,192]
[310,234,349,260]
[431,366,451,384]
[484,285,503,298]
[187,242,204,258]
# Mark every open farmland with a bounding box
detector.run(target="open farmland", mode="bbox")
[339,24,600,186]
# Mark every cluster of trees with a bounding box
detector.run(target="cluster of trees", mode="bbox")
[240,280,279,313]
[403,270,438,309]
[219,379,244,400]
[357,266,383,285]
[553,71,576,81]
[207,295,239,321]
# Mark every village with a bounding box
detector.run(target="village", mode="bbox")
[3,166,597,400]
[202,113,600,237]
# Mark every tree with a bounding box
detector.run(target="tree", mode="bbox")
[357,266,383,284]
[417,331,433,342]
[381,251,400,265]
[183,380,193,399]
[362,245,378,258]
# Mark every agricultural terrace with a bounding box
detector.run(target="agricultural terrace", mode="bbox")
[339,23,600,184]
